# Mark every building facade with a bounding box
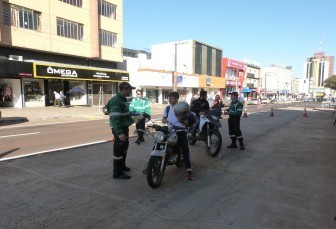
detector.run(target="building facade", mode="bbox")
[260,65,294,100]
[0,0,128,108]
[122,40,224,104]
[304,51,335,98]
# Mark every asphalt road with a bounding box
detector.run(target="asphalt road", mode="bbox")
[0,102,322,161]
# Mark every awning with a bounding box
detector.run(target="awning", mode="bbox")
[241,88,253,93]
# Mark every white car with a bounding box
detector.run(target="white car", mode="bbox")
[247,98,258,105]
[261,98,269,104]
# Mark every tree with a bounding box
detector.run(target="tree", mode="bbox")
[324,75,336,90]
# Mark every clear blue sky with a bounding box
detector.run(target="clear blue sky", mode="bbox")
[123,0,336,78]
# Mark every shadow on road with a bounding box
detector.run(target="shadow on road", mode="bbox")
[0,117,29,126]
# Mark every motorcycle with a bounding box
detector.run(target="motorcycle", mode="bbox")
[146,124,184,188]
[188,110,222,157]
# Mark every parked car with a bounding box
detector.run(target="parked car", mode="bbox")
[303,98,313,102]
[247,98,258,105]
[261,98,269,104]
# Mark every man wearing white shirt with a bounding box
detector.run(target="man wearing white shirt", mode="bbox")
[162,92,194,180]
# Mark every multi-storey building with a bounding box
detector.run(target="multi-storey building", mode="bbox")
[0,0,128,108]
[123,40,224,104]
[260,65,294,100]
[304,51,334,98]
[242,60,261,99]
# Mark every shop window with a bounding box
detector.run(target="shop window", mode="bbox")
[0,83,13,103]
[24,81,43,102]
[69,81,85,102]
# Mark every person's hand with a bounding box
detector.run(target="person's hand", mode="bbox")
[118,133,126,141]
[182,120,189,126]
[162,118,168,124]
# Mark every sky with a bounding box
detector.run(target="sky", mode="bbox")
[122,0,336,78]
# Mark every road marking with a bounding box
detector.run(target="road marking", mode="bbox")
[0,119,105,130]
[0,132,40,139]
[0,140,111,161]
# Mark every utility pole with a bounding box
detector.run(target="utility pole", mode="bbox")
[173,43,177,91]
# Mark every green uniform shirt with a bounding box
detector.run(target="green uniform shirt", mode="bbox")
[228,99,244,117]
[129,97,151,115]
[107,92,134,135]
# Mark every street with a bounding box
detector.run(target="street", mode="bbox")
[1,102,310,160]
[0,104,335,228]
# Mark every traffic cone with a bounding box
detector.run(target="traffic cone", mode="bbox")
[303,107,308,117]
[270,107,274,117]
[243,108,248,118]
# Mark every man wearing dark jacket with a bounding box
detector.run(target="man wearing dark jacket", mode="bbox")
[190,90,210,139]
[107,82,135,179]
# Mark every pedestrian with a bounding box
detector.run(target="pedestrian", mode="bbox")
[129,89,151,144]
[258,98,262,109]
[162,92,195,180]
[107,82,135,179]
[53,91,61,107]
[60,91,66,107]
[226,92,245,150]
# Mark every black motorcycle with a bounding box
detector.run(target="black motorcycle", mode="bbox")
[188,111,222,157]
[146,124,184,188]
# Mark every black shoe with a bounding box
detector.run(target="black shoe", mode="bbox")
[135,139,140,144]
[123,166,131,172]
[139,138,145,142]
[113,174,131,179]
[240,145,245,150]
[226,144,237,149]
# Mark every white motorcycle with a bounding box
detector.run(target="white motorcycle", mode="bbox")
[146,124,185,188]
[188,111,222,157]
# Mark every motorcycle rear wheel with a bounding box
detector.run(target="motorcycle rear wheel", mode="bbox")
[147,156,165,188]
[205,129,222,157]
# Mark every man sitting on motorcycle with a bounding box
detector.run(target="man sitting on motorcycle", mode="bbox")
[190,90,210,140]
[162,92,195,180]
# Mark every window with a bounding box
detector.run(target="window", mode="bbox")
[3,3,41,31]
[98,0,116,19]
[99,30,117,47]
[57,18,83,40]
[59,0,83,7]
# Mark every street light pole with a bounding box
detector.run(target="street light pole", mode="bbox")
[173,43,177,91]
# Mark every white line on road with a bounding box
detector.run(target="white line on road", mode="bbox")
[0,132,40,139]
[0,140,111,161]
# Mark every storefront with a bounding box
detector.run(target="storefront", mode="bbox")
[0,60,33,108]
[33,63,129,107]
[199,75,225,98]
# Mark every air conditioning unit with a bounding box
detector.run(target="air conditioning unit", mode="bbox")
[8,55,23,61]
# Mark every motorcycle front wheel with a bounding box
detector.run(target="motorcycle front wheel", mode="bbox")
[147,156,165,188]
[205,129,222,157]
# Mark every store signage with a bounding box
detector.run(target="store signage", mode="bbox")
[228,59,245,70]
[34,63,129,82]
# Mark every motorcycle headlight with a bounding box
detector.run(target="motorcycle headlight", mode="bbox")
[153,131,165,142]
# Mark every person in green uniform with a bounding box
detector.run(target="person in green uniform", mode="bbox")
[129,89,151,144]
[226,92,245,150]
[107,82,135,179]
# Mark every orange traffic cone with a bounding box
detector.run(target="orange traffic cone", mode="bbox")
[243,108,248,118]
[303,107,308,117]
[270,107,274,117]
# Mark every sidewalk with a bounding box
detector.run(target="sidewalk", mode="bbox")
[0,103,166,125]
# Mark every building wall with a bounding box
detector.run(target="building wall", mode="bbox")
[0,0,123,62]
